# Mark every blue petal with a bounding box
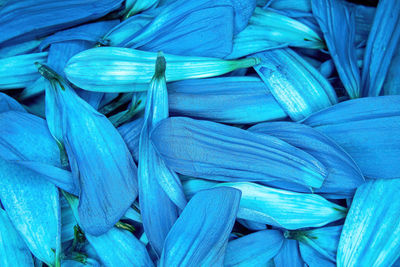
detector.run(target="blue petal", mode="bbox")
[0,208,34,267]
[337,179,400,266]
[183,180,347,230]
[361,0,400,96]
[0,157,61,266]
[312,0,361,98]
[39,65,138,236]
[299,244,335,267]
[160,187,241,267]
[249,121,365,198]
[0,92,26,113]
[303,96,400,179]
[0,0,124,46]
[138,54,185,256]
[118,117,143,161]
[168,77,287,124]
[253,48,337,121]
[224,230,284,266]
[383,45,400,95]
[0,39,41,58]
[151,117,327,188]
[274,239,305,267]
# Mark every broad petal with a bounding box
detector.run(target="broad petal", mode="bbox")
[274,239,305,267]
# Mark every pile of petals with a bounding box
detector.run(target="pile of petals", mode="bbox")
[1,0,400,266]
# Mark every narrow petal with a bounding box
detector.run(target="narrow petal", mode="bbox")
[361,0,400,96]
[160,187,241,267]
[224,230,284,266]
[0,39,41,58]
[249,121,365,198]
[168,77,287,124]
[151,117,327,188]
[299,244,335,267]
[253,48,337,121]
[183,180,347,230]
[123,0,159,18]
[0,209,34,267]
[138,54,186,255]
[0,0,123,46]
[337,179,400,266]
[64,47,259,92]
[312,0,361,98]
[118,117,143,161]
[0,158,61,266]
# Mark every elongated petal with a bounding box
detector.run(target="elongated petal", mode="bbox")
[303,96,400,179]
[0,92,26,113]
[168,77,287,124]
[249,122,364,198]
[269,0,311,12]
[183,180,346,230]
[0,209,34,267]
[138,54,184,255]
[224,230,284,266]
[299,244,335,267]
[151,117,327,188]
[160,187,241,267]
[361,0,400,96]
[227,8,323,58]
[286,225,342,262]
[274,239,305,267]
[0,0,123,46]
[0,158,61,266]
[118,117,143,161]
[64,47,259,92]
[312,0,360,98]
[254,48,337,121]
[64,194,154,267]
[0,52,47,90]
[383,45,400,95]
[123,0,159,18]
[337,179,400,266]
[0,39,41,58]
[38,64,138,236]
[39,20,119,51]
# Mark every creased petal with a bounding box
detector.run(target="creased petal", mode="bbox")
[337,179,400,266]
[64,47,259,93]
[38,64,138,236]
[160,187,241,267]
[0,208,34,267]
[151,117,327,188]
[168,77,287,124]
[0,0,124,46]
[138,53,185,255]
[183,180,346,230]
[361,0,400,96]
[249,121,364,198]
[253,48,337,121]
[0,158,61,266]
[312,0,360,98]
[224,230,284,266]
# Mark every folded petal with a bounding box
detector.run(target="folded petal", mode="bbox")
[64,47,260,92]
[273,239,305,267]
[160,187,241,267]
[0,157,61,266]
[361,0,400,96]
[0,0,123,46]
[64,194,154,267]
[0,208,34,267]
[227,8,323,58]
[168,77,287,124]
[224,230,284,266]
[337,179,400,266]
[183,180,347,230]
[254,48,337,121]
[286,225,342,262]
[151,117,327,188]
[138,54,184,255]
[312,0,360,98]
[249,121,364,198]
[303,96,400,179]
[0,52,47,90]
[38,64,138,236]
